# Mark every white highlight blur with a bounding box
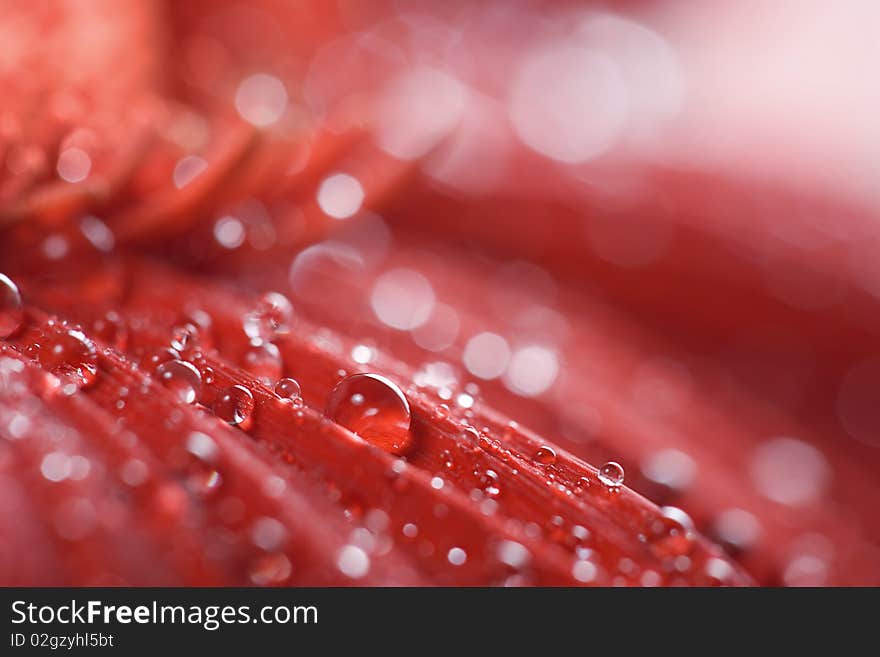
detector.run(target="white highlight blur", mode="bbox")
[317,173,365,219]
[509,44,628,163]
[463,332,510,380]
[374,67,468,160]
[235,74,288,127]
[370,268,435,330]
[751,437,829,506]
[56,147,91,183]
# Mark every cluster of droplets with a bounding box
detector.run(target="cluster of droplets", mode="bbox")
[152,318,208,404]
[2,269,727,585]
[2,275,101,394]
[29,320,100,393]
[146,292,305,434]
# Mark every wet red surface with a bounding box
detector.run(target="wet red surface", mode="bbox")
[1,0,879,586]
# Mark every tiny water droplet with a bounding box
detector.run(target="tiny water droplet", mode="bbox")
[37,328,98,388]
[156,359,202,404]
[325,373,412,454]
[274,377,301,403]
[534,445,557,465]
[214,384,255,427]
[598,461,625,489]
[461,427,480,442]
[243,291,293,341]
[478,469,501,498]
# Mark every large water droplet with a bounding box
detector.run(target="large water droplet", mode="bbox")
[598,461,625,489]
[274,377,301,403]
[325,373,412,454]
[534,445,557,465]
[0,274,24,338]
[38,328,98,388]
[243,292,294,341]
[214,385,255,427]
[156,359,202,404]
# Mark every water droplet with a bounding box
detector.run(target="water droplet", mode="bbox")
[274,377,301,403]
[598,461,625,489]
[214,385,255,427]
[37,329,98,388]
[243,292,293,341]
[170,323,199,353]
[534,445,557,465]
[478,469,502,498]
[156,359,202,404]
[0,273,24,338]
[660,506,694,533]
[325,373,412,454]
